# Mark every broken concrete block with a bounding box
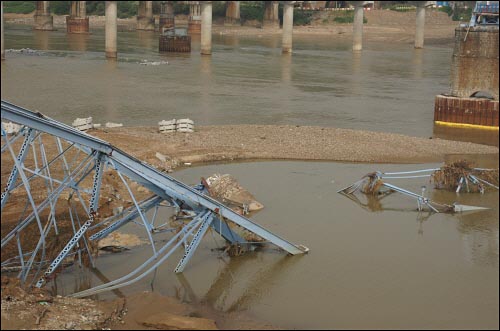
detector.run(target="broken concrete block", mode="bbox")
[113,206,124,216]
[155,152,170,163]
[1,122,22,134]
[105,122,123,128]
[72,117,93,132]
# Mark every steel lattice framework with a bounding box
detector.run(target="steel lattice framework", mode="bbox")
[1,100,308,297]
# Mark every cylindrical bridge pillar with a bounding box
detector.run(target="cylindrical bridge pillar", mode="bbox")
[352,4,364,51]
[415,4,426,49]
[282,2,294,53]
[201,1,212,55]
[105,1,117,58]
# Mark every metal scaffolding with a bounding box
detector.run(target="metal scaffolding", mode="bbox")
[1,100,308,297]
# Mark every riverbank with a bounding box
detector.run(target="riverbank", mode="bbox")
[90,125,499,172]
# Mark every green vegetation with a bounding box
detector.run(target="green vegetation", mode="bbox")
[437,5,472,21]
[437,5,454,16]
[51,1,70,15]
[212,1,227,18]
[332,11,367,24]
[388,4,416,12]
[452,7,473,21]
[240,2,263,22]
[116,1,138,18]
[3,1,136,18]
[3,1,35,14]
[173,2,190,16]
[293,10,314,26]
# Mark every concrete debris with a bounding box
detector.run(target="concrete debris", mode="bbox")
[72,117,93,132]
[113,206,124,216]
[6,48,45,56]
[139,60,169,66]
[1,122,22,135]
[105,122,124,128]
[159,119,195,133]
[97,232,145,250]
[155,152,170,163]
[205,174,264,213]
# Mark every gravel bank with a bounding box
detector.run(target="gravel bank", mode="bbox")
[91,125,499,168]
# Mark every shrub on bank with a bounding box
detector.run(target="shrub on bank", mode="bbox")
[240,2,264,22]
[3,1,35,14]
[332,11,367,24]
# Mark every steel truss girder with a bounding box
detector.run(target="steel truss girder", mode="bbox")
[1,100,308,296]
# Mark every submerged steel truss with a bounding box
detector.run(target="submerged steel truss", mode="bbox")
[1,100,308,297]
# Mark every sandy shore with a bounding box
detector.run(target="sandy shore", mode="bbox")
[90,125,499,171]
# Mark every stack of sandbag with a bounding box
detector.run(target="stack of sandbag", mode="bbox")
[159,119,195,133]
[159,119,177,133]
[176,118,194,133]
[72,117,94,131]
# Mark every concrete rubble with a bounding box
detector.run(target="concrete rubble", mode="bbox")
[206,174,264,214]
[1,122,22,134]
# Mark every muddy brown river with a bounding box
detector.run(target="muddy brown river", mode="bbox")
[1,25,499,329]
[51,160,499,329]
[2,24,498,146]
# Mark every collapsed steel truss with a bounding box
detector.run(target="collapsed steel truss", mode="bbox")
[1,100,308,297]
[338,169,494,213]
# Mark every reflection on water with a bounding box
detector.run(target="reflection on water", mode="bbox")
[53,161,498,329]
[67,33,89,52]
[434,123,499,147]
[33,30,50,50]
[412,48,423,80]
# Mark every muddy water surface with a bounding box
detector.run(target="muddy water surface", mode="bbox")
[2,24,457,139]
[55,160,499,329]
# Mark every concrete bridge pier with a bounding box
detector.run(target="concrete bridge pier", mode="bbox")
[1,1,4,60]
[434,27,499,127]
[105,1,117,58]
[137,1,154,31]
[67,1,89,34]
[263,1,280,29]
[34,1,53,31]
[201,1,212,55]
[414,4,426,49]
[225,1,241,26]
[188,2,202,34]
[159,1,175,32]
[352,4,364,51]
[282,2,294,53]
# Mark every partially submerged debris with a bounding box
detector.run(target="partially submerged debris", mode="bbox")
[338,162,495,214]
[97,232,145,252]
[205,174,264,214]
[431,160,499,193]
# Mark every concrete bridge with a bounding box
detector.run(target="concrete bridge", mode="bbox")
[1,1,438,60]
